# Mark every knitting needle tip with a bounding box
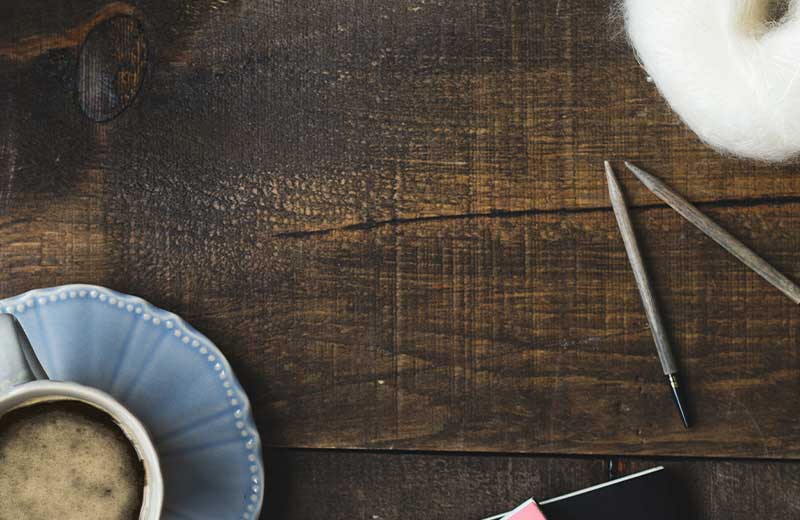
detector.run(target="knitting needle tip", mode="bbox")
[603,160,615,181]
[624,161,662,192]
[668,374,691,429]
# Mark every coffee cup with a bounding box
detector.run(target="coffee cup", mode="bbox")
[0,313,163,519]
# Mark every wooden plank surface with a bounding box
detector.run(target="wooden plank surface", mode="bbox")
[1,0,799,235]
[0,196,798,457]
[613,458,800,520]
[1,0,799,461]
[263,450,606,519]
[262,449,800,519]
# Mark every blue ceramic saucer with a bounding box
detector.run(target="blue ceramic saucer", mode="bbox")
[0,285,264,520]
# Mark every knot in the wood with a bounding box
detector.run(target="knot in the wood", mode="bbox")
[78,15,146,122]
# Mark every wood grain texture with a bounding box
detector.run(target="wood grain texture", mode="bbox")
[0,0,799,461]
[263,450,606,520]
[614,458,800,520]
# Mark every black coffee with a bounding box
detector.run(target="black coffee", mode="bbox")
[0,400,145,520]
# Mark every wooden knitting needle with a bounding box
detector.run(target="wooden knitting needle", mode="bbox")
[605,162,690,428]
[624,162,800,305]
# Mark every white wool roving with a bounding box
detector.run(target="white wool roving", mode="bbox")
[624,0,800,162]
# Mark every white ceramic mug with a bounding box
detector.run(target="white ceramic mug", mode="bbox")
[0,313,163,519]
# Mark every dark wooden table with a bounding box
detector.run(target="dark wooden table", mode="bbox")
[2,1,800,518]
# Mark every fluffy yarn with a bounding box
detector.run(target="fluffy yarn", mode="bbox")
[624,0,800,162]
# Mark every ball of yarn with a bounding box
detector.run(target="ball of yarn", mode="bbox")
[624,0,800,162]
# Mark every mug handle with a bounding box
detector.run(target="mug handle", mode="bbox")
[0,314,47,392]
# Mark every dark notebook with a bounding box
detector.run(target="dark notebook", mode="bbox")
[537,466,682,520]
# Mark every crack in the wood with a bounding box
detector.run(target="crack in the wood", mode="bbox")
[265,445,800,463]
[270,195,800,240]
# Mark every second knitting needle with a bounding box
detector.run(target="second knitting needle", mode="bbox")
[625,162,800,305]
[605,161,690,429]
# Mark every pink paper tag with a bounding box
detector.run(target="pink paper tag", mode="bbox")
[503,499,547,520]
